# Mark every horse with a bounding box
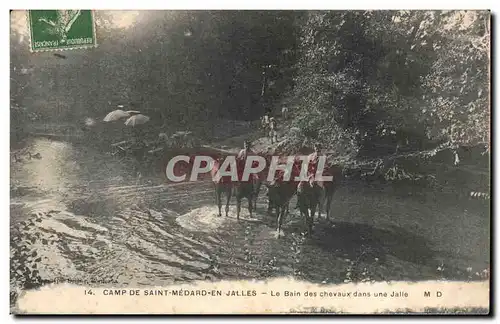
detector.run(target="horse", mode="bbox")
[265,178,298,238]
[264,161,303,238]
[233,158,259,220]
[312,164,342,219]
[296,177,322,236]
[210,156,233,217]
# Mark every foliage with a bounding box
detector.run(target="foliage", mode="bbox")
[283,10,490,182]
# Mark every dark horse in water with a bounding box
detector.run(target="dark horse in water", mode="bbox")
[211,157,233,217]
[296,178,322,236]
[295,164,343,235]
[265,159,342,237]
[266,178,298,238]
[233,157,262,220]
[264,161,303,238]
[314,164,342,219]
[233,179,255,220]
[210,155,260,220]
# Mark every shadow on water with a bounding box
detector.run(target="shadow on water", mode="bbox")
[309,221,436,267]
[67,199,117,218]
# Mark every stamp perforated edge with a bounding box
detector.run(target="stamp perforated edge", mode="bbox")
[25,9,98,53]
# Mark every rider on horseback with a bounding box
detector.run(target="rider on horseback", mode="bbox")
[307,143,322,179]
[237,140,254,160]
[236,140,258,181]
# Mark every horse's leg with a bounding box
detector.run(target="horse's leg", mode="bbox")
[301,208,308,231]
[309,202,316,236]
[213,183,217,205]
[215,185,222,217]
[248,191,253,218]
[225,185,232,217]
[298,193,309,233]
[267,198,273,215]
[282,200,290,225]
[236,190,241,221]
[276,206,282,238]
[253,181,261,210]
[325,190,333,219]
[316,187,324,219]
[267,193,273,215]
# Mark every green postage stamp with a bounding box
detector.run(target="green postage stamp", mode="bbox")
[27,10,97,52]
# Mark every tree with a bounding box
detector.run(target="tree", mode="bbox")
[283,10,490,186]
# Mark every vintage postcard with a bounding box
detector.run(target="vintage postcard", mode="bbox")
[10,9,491,315]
